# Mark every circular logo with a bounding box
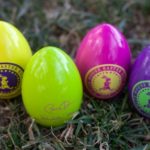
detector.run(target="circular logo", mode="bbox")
[0,63,23,99]
[85,64,127,99]
[132,81,150,118]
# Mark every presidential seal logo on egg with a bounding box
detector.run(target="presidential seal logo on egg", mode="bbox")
[132,81,150,118]
[85,64,126,99]
[0,63,23,99]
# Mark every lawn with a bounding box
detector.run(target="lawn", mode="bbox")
[0,0,150,150]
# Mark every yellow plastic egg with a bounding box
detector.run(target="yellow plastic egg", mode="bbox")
[0,21,32,99]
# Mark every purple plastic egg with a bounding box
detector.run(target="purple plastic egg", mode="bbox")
[75,23,131,99]
[129,45,150,118]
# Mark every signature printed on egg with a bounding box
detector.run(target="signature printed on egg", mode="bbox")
[44,101,71,112]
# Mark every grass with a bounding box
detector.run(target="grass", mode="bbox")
[0,0,150,149]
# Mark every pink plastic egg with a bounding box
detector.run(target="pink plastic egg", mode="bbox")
[75,23,131,99]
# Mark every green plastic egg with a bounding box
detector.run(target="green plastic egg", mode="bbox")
[22,46,83,127]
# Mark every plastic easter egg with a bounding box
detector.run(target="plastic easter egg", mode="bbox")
[22,46,83,127]
[129,45,150,118]
[75,23,131,99]
[0,21,32,99]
